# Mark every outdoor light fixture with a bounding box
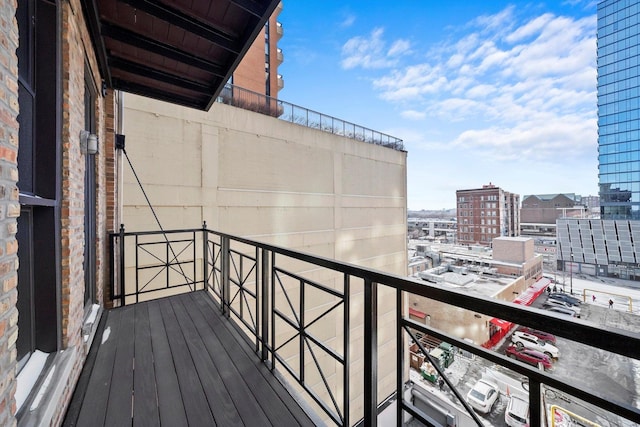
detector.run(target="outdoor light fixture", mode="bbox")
[80,130,98,155]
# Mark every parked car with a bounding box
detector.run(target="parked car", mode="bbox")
[543,304,580,318]
[548,292,582,305]
[545,298,582,316]
[517,326,556,345]
[505,394,530,427]
[505,345,553,371]
[466,379,500,414]
[511,331,560,359]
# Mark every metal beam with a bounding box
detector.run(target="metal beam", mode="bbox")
[117,0,241,54]
[108,56,213,94]
[229,0,271,18]
[101,23,226,76]
[111,78,207,110]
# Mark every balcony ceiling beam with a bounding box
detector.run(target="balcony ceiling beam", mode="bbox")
[117,0,241,54]
[101,23,226,77]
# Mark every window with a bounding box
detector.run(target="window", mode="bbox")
[84,63,97,307]
[16,0,60,371]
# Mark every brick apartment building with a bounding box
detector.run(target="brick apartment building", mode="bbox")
[232,2,284,97]
[456,183,520,245]
[520,193,587,224]
[0,1,279,425]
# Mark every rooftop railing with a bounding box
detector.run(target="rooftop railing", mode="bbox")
[216,83,404,151]
[109,224,640,426]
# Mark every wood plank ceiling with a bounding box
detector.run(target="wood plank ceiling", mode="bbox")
[82,0,280,110]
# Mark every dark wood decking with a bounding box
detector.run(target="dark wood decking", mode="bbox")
[63,291,316,426]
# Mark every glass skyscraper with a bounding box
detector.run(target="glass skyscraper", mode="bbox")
[598,0,640,219]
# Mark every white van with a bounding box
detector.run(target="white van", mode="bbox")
[505,395,529,426]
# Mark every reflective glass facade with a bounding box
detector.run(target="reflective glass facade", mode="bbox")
[598,0,640,219]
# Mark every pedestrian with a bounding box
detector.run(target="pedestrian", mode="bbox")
[592,294,596,303]
[546,286,551,294]
[553,285,557,293]
[609,299,614,309]
[438,376,445,391]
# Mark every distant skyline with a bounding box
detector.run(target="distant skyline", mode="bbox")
[278,1,599,210]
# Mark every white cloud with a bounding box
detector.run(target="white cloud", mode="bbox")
[401,110,427,120]
[340,14,356,28]
[388,39,411,57]
[466,84,496,99]
[367,7,597,163]
[341,27,410,69]
[506,13,554,43]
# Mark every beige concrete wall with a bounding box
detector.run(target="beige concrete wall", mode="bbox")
[493,237,534,263]
[121,94,407,423]
[408,275,526,346]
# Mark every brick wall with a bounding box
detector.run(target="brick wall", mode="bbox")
[103,89,118,307]
[232,4,282,97]
[51,0,113,424]
[60,0,87,353]
[0,0,20,425]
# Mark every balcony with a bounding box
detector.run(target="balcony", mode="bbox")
[65,225,640,426]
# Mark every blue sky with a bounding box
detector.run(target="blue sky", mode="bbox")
[278,1,599,210]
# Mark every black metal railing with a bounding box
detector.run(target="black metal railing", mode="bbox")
[109,224,640,426]
[216,83,404,151]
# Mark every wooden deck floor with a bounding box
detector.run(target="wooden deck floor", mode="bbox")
[63,291,316,426]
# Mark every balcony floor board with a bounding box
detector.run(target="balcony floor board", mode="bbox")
[63,291,315,426]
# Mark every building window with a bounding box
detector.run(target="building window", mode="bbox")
[16,0,60,372]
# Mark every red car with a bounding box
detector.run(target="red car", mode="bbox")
[517,326,556,345]
[505,345,553,371]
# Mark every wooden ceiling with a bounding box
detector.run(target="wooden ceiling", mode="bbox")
[82,0,280,110]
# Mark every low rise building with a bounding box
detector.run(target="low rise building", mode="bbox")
[557,218,640,281]
[408,237,544,346]
[456,183,520,246]
[520,193,586,224]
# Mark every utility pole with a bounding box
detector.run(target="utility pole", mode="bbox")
[570,252,573,295]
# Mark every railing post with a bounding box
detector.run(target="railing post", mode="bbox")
[109,233,115,305]
[202,221,208,292]
[192,230,197,291]
[343,274,350,427]
[221,236,230,317]
[261,248,270,362]
[364,279,378,427]
[118,224,125,307]
[396,287,403,427]
[530,379,542,427]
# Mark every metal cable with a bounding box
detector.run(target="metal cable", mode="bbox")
[121,147,194,291]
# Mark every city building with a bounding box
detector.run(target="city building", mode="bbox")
[553,0,640,282]
[456,183,520,245]
[408,237,544,346]
[583,195,601,211]
[598,0,640,219]
[232,2,284,97]
[408,217,457,241]
[520,193,587,224]
[0,2,636,426]
[557,218,640,280]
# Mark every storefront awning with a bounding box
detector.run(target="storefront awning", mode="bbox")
[409,307,426,319]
